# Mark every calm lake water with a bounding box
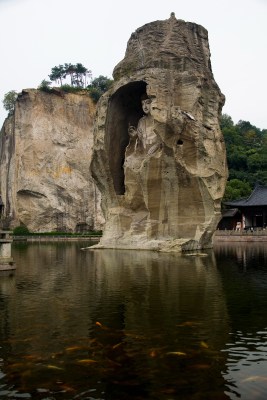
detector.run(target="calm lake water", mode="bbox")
[0,241,267,399]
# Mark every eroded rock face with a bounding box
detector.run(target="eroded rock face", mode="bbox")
[0,89,103,232]
[91,14,228,251]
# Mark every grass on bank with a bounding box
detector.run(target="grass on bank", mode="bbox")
[12,226,102,237]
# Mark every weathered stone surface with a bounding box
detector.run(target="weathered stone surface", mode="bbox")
[91,14,228,251]
[0,89,103,232]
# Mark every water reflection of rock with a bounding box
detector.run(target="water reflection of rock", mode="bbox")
[0,244,233,398]
[1,246,231,352]
[0,243,97,350]
[88,249,231,398]
[91,249,230,349]
[2,243,267,399]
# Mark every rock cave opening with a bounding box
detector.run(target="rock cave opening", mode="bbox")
[106,81,147,195]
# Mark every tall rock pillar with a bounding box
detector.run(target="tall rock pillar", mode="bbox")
[91,14,228,251]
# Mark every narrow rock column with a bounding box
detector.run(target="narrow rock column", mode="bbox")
[91,14,228,252]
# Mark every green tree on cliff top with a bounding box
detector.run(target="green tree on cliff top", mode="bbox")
[48,63,92,88]
[2,90,18,114]
[41,64,113,102]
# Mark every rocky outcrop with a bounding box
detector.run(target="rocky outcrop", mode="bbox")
[0,89,103,232]
[91,14,228,251]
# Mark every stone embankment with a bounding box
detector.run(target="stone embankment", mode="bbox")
[214,230,267,242]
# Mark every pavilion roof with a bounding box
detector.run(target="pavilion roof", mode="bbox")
[225,185,267,207]
[221,208,240,217]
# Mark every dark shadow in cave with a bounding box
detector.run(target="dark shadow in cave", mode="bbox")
[106,81,147,195]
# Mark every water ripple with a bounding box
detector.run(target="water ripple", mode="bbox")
[222,329,267,399]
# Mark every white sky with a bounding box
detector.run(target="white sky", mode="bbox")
[0,0,266,129]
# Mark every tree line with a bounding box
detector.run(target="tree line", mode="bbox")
[3,63,113,114]
[39,62,113,102]
[48,63,92,88]
[221,114,267,201]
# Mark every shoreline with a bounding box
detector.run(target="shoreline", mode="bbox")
[214,230,267,243]
[13,236,101,242]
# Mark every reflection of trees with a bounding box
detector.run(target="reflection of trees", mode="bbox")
[215,243,267,399]
[214,243,267,331]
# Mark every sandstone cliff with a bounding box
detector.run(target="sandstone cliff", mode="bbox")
[0,89,103,232]
[91,14,228,251]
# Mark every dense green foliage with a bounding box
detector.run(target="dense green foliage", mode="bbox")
[223,179,251,202]
[32,231,103,236]
[221,114,267,201]
[38,80,52,92]
[2,90,18,113]
[87,75,113,102]
[59,84,84,93]
[13,225,30,235]
[12,227,102,237]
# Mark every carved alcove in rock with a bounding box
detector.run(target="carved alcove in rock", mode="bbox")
[107,81,147,195]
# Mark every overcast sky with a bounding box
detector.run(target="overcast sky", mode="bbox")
[0,0,266,129]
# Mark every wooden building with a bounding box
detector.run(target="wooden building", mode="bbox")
[219,185,267,230]
[217,208,241,230]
